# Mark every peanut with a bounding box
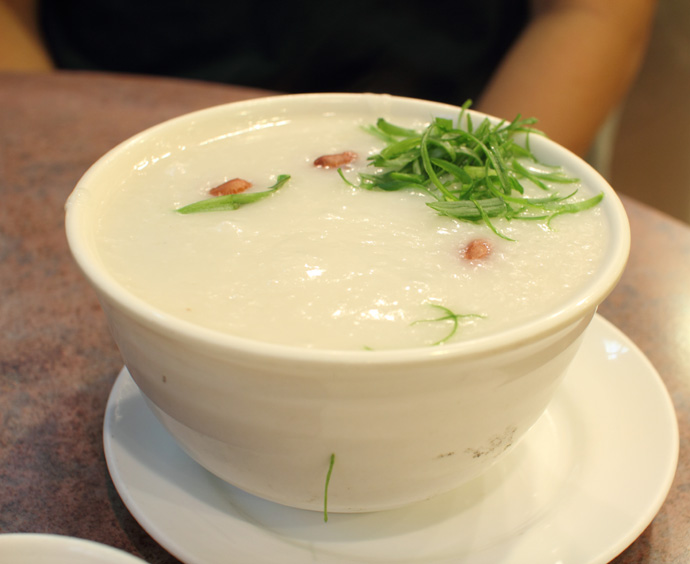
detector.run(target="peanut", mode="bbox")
[314,151,358,169]
[463,239,492,260]
[209,178,252,196]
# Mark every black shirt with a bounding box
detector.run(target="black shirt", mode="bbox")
[39,0,529,104]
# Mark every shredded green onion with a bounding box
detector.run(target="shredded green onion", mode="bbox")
[176,174,290,214]
[412,304,486,346]
[346,103,603,239]
[324,453,335,522]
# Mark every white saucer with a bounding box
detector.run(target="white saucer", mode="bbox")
[0,534,147,564]
[103,315,678,564]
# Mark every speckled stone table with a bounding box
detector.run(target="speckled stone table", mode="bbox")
[1,71,688,563]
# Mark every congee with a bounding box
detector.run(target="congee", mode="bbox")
[89,105,607,350]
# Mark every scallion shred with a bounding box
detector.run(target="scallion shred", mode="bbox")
[346,103,603,238]
[412,304,486,346]
[324,453,335,522]
[176,174,290,214]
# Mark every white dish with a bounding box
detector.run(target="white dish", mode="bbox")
[73,93,630,512]
[0,534,147,564]
[103,314,678,564]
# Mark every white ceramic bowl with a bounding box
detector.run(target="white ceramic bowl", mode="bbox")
[65,93,630,513]
[0,534,146,564]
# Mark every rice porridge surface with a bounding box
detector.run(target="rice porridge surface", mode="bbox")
[92,111,607,350]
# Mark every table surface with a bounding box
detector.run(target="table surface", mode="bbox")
[1,71,688,564]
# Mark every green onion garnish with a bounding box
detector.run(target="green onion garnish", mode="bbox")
[324,453,335,522]
[346,104,602,239]
[412,304,485,346]
[176,174,290,214]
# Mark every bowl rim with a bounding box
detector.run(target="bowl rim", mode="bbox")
[65,92,630,365]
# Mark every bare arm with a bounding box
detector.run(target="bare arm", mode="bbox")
[0,0,52,71]
[0,0,657,155]
[476,0,658,156]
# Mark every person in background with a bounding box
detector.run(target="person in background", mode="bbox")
[0,0,657,157]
